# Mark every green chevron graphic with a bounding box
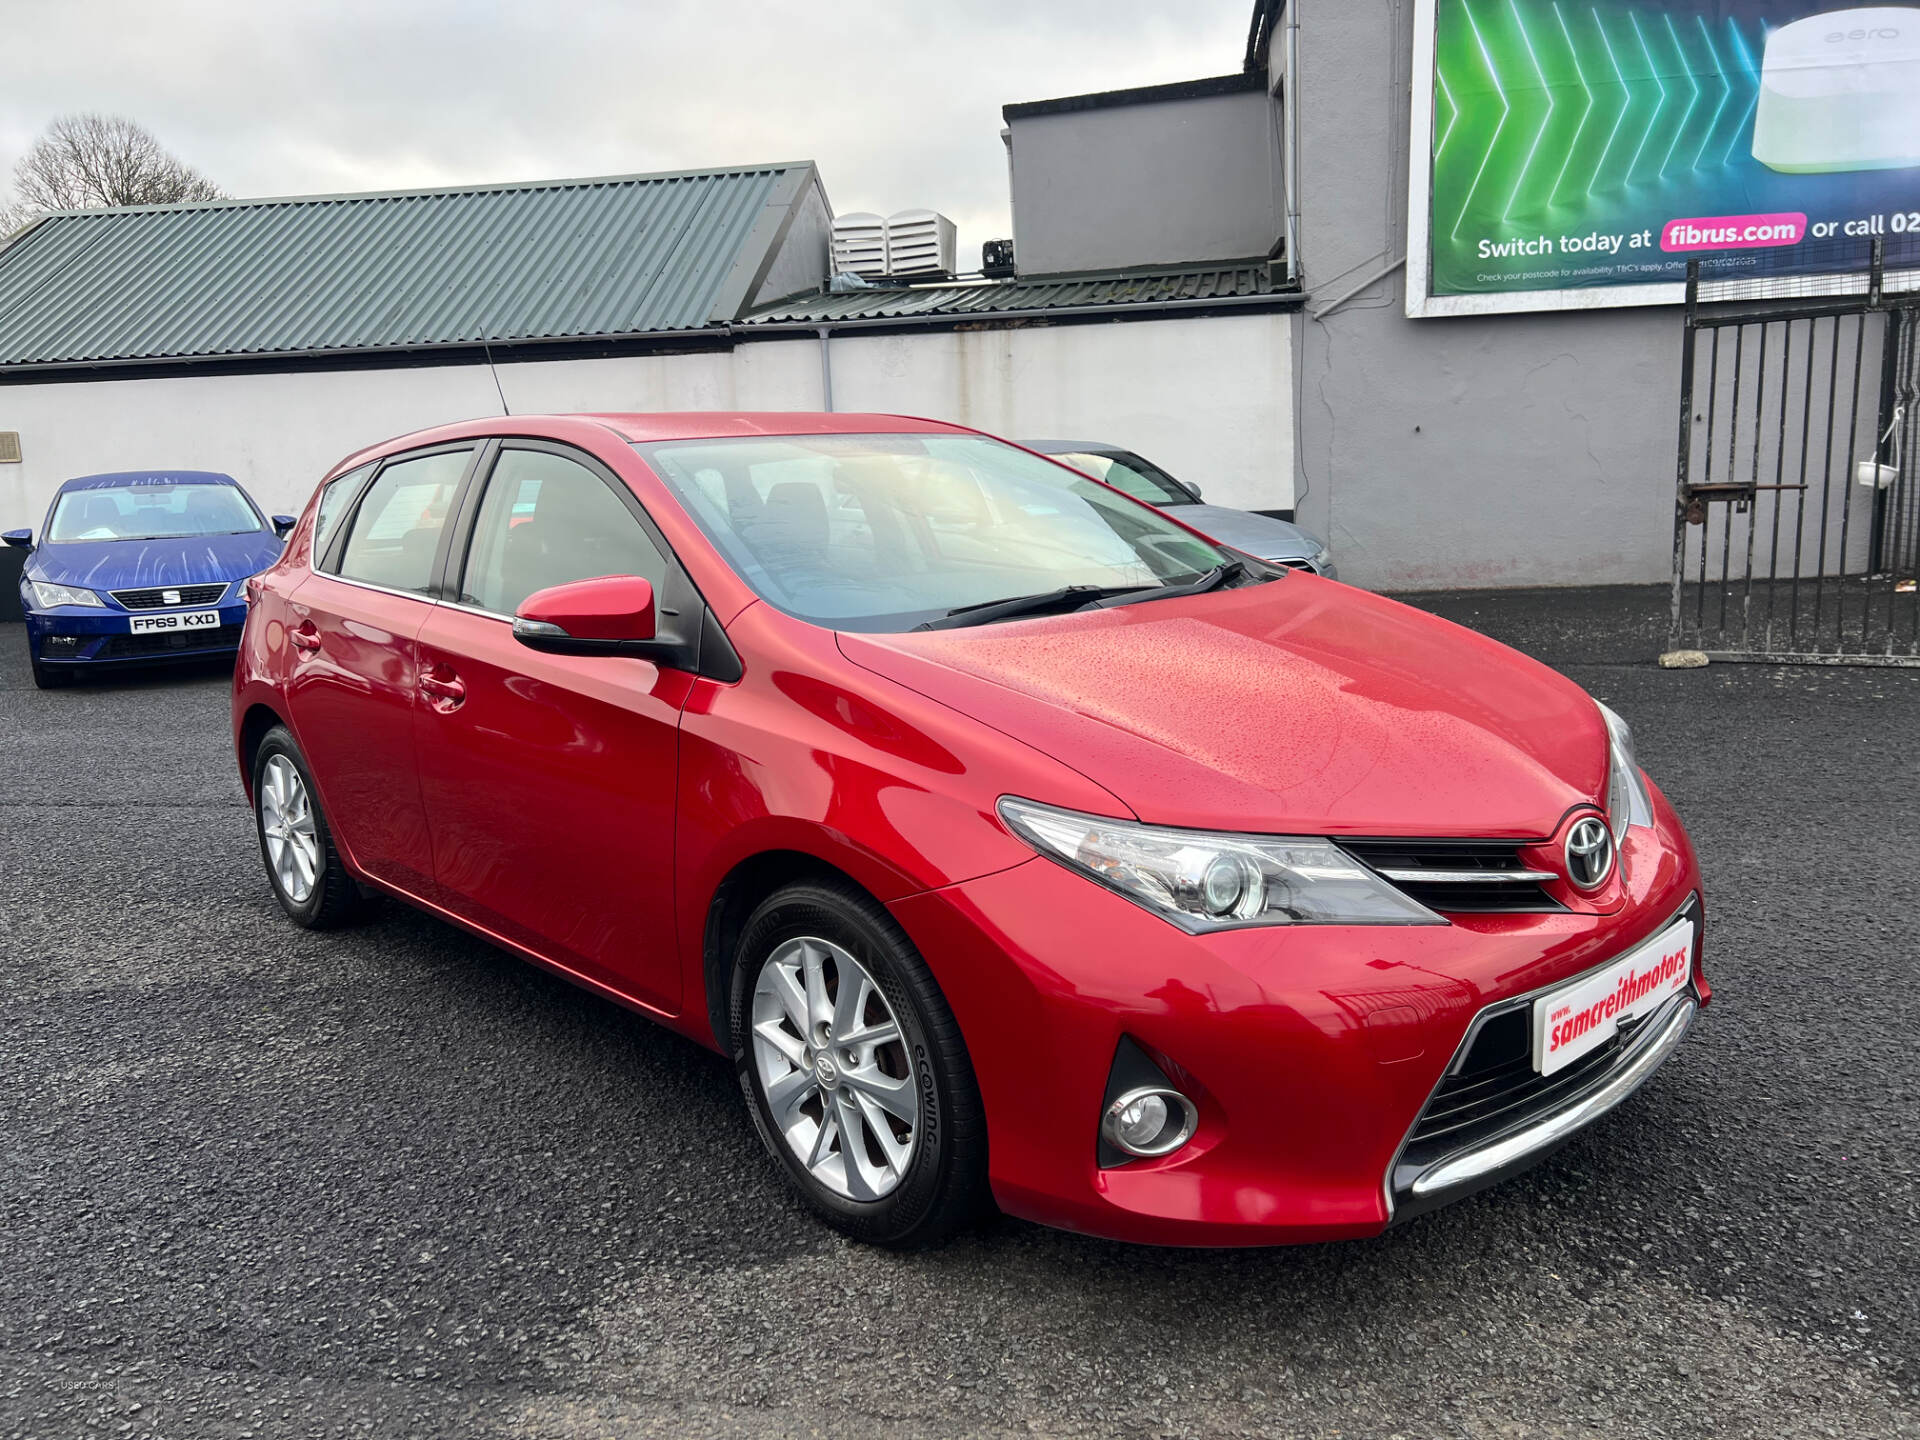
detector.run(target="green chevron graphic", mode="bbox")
[1448,0,1510,240]
[1435,64,1461,161]
[1433,0,1762,228]
[1502,0,1554,219]
[1623,12,1665,187]
[1691,16,1730,171]
[1719,14,1760,169]
[1545,4,1593,206]
[1585,8,1631,200]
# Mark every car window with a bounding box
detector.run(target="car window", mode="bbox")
[312,462,374,563]
[46,482,262,543]
[1053,452,1193,507]
[636,432,1228,632]
[458,448,667,616]
[334,449,470,594]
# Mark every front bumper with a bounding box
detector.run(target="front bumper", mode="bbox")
[887,784,1705,1246]
[26,600,249,666]
[1388,982,1697,1223]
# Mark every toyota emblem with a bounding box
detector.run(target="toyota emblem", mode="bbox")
[1564,817,1615,890]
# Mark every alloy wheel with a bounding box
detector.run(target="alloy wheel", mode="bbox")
[750,936,920,1200]
[259,754,321,905]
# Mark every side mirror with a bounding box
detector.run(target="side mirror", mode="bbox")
[271,515,297,538]
[1,529,31,549]
[512,574,657,656]
[1185,484,1203,501]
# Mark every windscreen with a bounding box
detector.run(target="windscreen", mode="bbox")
[634,433,1230,631]
[47,483,262,543]
[1051,451,1194,507]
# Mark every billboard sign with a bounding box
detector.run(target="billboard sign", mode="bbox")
[1406,0,1920,316]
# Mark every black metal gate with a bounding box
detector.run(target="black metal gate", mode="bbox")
[1669,240,1920,666]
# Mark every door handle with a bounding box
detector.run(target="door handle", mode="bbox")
[289,622,322,653]
[419,671,466,708]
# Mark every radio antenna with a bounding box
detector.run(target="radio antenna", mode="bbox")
[483,339,511,416]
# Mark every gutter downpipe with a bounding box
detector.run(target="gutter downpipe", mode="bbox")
[1286,1,1302,285]
[817,325,834,411]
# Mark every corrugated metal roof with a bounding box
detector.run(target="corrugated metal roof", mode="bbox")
[0,163,815,369]
[742,263,1292,325]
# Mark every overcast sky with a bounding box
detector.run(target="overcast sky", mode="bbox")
[4,0,1250,260]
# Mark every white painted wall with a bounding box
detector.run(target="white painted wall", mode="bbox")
[819,312,1295,513]
[0,310,1295,529]
[0,346,816,528]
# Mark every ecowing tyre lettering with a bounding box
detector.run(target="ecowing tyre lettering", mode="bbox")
[252,725,363,929]
[730,879,989,1247]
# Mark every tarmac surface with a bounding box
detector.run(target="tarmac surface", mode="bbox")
[1,585,1915,1439]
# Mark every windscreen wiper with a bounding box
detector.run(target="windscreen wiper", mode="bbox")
[1082,559,1249,610]
[915,584,1129,631]
[915,562,1256,631]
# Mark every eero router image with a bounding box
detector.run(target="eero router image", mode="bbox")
[1753,7,1920,172]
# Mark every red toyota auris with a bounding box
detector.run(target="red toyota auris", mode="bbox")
[233,413,1708,1247]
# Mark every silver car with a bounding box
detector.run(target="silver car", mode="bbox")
[1024,439,1335,578]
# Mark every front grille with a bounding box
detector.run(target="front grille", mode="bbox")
[96,624,244,659]
[1390,993,1679,1205]
[1339,838,1561,913]
[111,583,227,610]
[1403,1004,1634,1155]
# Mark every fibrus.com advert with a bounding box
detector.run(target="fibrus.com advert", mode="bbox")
[1472,209,1916,285]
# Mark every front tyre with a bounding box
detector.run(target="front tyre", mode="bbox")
[252,725,363,929]
[730,879,989,1248]
[29,651,74,689]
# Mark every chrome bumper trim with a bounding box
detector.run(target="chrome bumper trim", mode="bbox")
[1408,992,1696,1199]
[1375,867,1559,884]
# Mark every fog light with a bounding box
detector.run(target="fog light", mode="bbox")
[1101,1085,1199,1158]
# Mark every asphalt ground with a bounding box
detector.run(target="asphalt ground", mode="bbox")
[1,585,1915,1440]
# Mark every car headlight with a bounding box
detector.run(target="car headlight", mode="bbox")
[997,797,1442,931]
[1267,535,1330,571]
[24,579,105,609]
[1598,702,1654,842]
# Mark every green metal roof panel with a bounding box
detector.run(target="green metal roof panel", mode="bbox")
[743,264,1291,324]
[0,164,812,367]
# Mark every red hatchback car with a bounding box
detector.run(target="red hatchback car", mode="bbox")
[233,413,1708,1248]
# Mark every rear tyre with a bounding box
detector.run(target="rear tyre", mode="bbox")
[252,726,363,929]
[29,652,73,689]
[730,879,990,1248]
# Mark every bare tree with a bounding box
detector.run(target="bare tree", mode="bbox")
[2,113,224,236]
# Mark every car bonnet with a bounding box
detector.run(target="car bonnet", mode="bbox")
[27,530,284,591]
[835,577,1609,838]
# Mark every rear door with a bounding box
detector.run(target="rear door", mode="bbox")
[283,443,478,896]
[412,441,692,1012]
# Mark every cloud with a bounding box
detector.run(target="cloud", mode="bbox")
[0,0,1249,258]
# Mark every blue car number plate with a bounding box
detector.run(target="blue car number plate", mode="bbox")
[128,609,222,635]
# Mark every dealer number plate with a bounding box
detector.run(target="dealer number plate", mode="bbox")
[1533,918,1694,1076]
[128,609,222,634]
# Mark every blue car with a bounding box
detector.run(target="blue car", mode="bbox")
[4,470,294,689]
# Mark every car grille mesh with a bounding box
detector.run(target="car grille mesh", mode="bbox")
[1405,1004,1631,1151]
[1390,998,1670,1205]
[96,624,244,659]
[111,583,227,610]
[1338,838,1561,913]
